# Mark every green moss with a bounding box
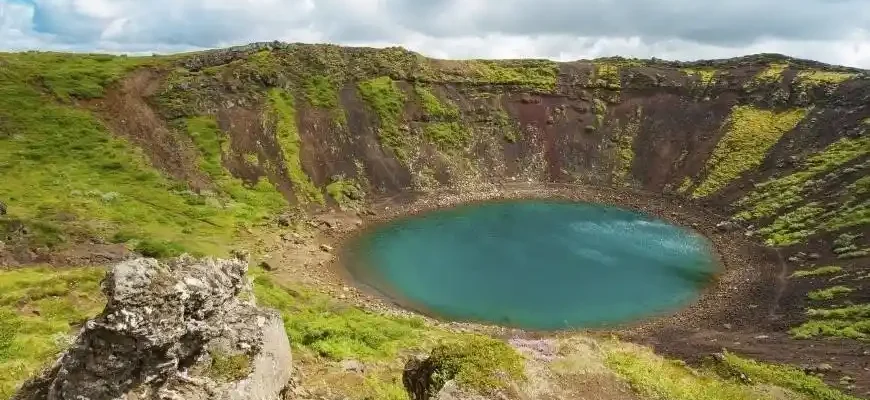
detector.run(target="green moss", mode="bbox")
[693,106,806,198]
[795,70,856,88]
[182,116,287,221]
[303,75,346,126]
[677,177,694,194]
[833,233,862,256]
[326,177,365,209]
[592,98,608,127]
[848,175,870,198]
[613,107,642,183]
[357,77,408,161]
[750,63,789,86]
[682,68,717,86]
[243,153,259,166]
[266,89,324,204]
[208,351,253,382]
[719,352,861,400]
[758,202,824,246]
[822,200,870,232]
[413,84,469,152]
[604,343,757,400]
[0,267,106,398]
[807,286,854,301]
[734,136,870,221]
[133,238,186,258]
[790,266,843,278]
[429,335,526,392]
[362,376,409,400]
[423,122,470,152]
[493,107,518,143]
[431,59,558,92]
[790,319,870,341]
[415,84,460,121]
[791,304,870,341]
[593,62,621,89]
[251,270,430,361]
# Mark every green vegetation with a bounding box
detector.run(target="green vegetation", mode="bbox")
[414,84,470,152]
[429,335,526,392]
[807,286,854,301]
[0,267,106,398]
[719,352,861,400]
[593,62,621,89]
[266,89,324,204]
[423,122,469,152]
[415,84,460,121]
[362,376,408,400]
[251,269,431,361]
[758,202,824,246]
[693,106,806,198]
[0,52,282,256]
[208,351,253,382]
[326,177,365,209]
[833,233,866,259]
[592,98,608,127]
[183,116,288,219]
[735,136,870,221]
[493,106,519,143]
[604,343,758,400]
[432,59,559,92]
[750,63,789,86]
[303,75,346,126]
[358,77,409,161]
[606,343,859,400]
[682,68,717,86]
[790,265,843,278]
[676,177,694,194]
[795,70,856,88]
[791,304,870,341]
[612,107,642,183]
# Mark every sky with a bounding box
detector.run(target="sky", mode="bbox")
[1,0,870,68]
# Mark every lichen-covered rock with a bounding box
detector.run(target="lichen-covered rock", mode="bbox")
[14,255,292,400]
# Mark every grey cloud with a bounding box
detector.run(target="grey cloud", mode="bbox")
[371,0,870,46]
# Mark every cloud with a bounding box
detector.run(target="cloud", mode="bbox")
[1,0,869,68]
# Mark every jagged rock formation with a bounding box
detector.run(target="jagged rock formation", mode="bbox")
[13,256,292,400]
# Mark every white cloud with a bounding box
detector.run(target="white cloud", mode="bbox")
[1,0,869,68]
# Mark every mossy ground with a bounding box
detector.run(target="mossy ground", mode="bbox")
[602,341,859,400]
[266,89,324,204]
[693,106,806,198]
[0,266,105,399]
[791,266,844,278]
[790,304,870,341]
[358,76,408,161]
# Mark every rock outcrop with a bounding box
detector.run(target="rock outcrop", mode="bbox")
[14,255,292,400]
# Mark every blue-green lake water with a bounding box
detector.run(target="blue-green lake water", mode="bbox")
[344,200,718,330]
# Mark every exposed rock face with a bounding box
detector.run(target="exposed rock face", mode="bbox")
[14,255,292,400]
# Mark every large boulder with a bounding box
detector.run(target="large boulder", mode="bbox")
[14,255,292,400]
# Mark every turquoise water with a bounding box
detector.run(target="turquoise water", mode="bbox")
[344,200,718,330]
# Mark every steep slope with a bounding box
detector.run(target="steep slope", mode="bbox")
[1,43,868,399]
